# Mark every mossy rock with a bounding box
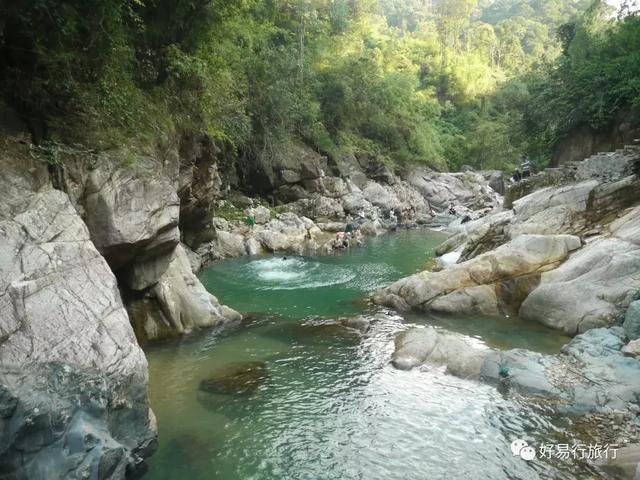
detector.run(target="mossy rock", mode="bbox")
[198,361,268,396]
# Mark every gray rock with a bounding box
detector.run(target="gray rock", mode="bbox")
[483,170,505,195]
[392,327,491,379]
[512,180,598,224]
[84,160,180,277]
[0,189,156,477]
[247,205,271,224]
[311,196,345,220]
[405,168,501,211]
[561,328,640,413]
[321,176,349,197]
[520,236,640,335]
[481,349,561,397]
[341,192,372,214]
[374,234,581,314]
[624,301,640,340]
[146,245,242,336]
[362,182,403,213]
[0,363,156,480]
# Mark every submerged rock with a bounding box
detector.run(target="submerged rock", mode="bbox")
[199,362,268,395]
[392,327,490,378]
[394,325,640,414]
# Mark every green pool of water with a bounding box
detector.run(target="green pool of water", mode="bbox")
[144,229,601,480]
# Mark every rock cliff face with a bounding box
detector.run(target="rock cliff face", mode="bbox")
[192,141,502,262]
[550,109,640,167]
[375,145,640,335]
[0,153,156,478]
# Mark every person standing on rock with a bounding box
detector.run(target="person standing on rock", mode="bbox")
[522,156,531,178]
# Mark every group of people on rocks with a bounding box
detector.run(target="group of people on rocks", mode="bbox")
[331,221,364,250]
[511,155,531,183]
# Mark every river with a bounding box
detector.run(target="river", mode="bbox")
[144,229,605,480]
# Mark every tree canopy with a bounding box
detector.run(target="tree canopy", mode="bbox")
[1,0,636,171]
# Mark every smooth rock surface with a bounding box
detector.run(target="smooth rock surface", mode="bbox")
[0,188,156,478]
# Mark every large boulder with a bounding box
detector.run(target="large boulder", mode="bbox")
[392,327,491,378]
[520,206,640,335]
[362,181,403,213]
[128,245,241,343]
[481,349,562,397]
[245,142,328,194]
[83,159,180,289]
[520,238,640,335]
[373,234,582,315]
[0,187,156,478]
[483,170,505,195]
[512,180,598,225]
[394,325,640,414]
[404,168,501,211]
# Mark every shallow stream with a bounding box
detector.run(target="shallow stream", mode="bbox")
[144,230,606,479]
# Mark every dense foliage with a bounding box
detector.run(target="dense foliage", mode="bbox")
[1,0,636,171]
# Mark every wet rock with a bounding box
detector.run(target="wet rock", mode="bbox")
[561,328,640,413]
[481,349,561,397]
[292,320,361,339]
[359,219,385,237]
[130,245,241,341]
[392,327,490,379]
[165,433,215,464]
[199,362,268,395]
[339,316,371,333]
[0,364,156,480]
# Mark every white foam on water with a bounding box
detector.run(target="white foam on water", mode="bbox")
[244,256,356,290]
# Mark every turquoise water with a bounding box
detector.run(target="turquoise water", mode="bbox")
[144,229,603,480]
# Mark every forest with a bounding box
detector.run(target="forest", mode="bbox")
[1,0,639,171]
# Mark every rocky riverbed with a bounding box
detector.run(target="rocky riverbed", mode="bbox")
[0,134,502,478]
[2,128,639,478]
[374,145,640,478]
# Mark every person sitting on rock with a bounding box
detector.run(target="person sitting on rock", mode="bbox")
[511,169,522,183]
